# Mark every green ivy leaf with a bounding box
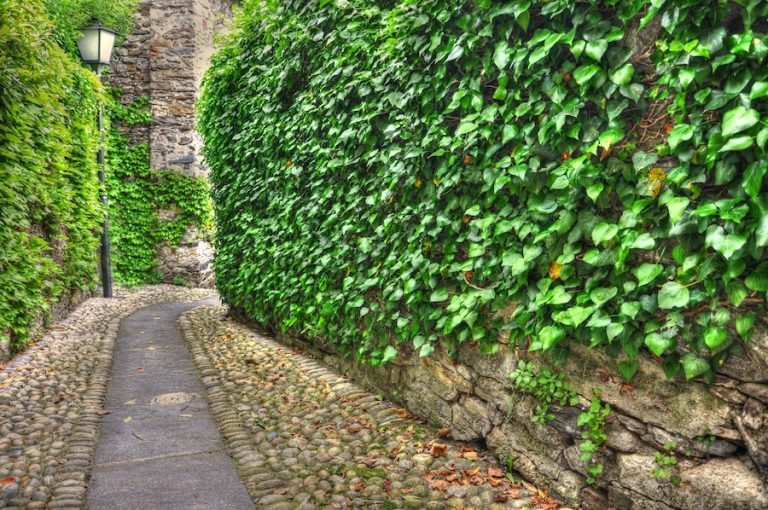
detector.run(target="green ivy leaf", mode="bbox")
[745,263,768,291]
[721,106,760,138]
[430,289,449,302]
[620,301,641,319]
[719,135,753,152]
[381,345,398,364]
[585,39,608,61]
[667,124,695,150]
[742,161,766,198]
[750,81,768,100]
[632,151,658,170]
[538,325,566,351]
[609,63,635,85]
[645,333,674,357]
[666,197,690,224]
[633,263,663,287]
[704,326,729,352]
[592,222,619,245]
[590,287,618,306]
[553,306,594,327]
[617,359,639,381]
[726,280,749,306]
[586,183,604,202]
[573,64,602,85]
[681,353,710,380]
[494,41,511,69]
[465,204,481,216]
[735,314,756,341]
[706,226,747,260]
[456,121,478,136]
[657,282,690,309]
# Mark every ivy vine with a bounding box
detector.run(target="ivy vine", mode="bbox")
[107,92,213,285]
[200,0,768,379]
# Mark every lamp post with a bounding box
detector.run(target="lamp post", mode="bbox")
[77,21,117,298]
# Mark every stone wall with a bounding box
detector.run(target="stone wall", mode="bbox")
[252,310,768,510]
[107,0,232,287]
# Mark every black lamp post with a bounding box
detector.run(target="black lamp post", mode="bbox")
[77,21,117,298]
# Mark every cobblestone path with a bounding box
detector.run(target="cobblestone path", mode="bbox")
[181,305,562,510]
[0,286,215,509]
[0,287,563,510]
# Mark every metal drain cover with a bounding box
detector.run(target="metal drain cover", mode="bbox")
[150,392,195,406]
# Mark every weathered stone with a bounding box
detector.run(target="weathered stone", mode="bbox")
[458,343,516,384]
[450,396,492,441]
[739,383,768,404]
[616,454,768,510]
[533,342,732,439]
[605,421,641,453]
[735,397,768,480]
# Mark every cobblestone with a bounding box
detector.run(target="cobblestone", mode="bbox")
[0,286,216,509]
[181,305,562,510]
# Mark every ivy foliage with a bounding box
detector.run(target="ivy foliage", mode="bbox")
[200,0,768,378]
[107,94,214,285]
[43,0,140,58]
[0,0,103,351]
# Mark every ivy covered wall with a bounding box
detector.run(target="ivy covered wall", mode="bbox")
[0,0,105,358]
[200,0,768,382]
[106,94,213,286]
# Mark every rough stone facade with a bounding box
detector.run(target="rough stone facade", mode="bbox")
[257,312,768,510]
[107,0,232,287]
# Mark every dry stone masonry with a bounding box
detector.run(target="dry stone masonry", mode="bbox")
[108,0,232,286]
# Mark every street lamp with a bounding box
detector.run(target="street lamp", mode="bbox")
[77,21,117,298]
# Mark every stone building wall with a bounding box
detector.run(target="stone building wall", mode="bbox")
[107,0,232,287]
[255,310,768,510]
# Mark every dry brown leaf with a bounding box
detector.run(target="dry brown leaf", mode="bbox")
[436,428,450,438]
[394,408,409,418]
[462,451,478,460]
[488,466,504,478]
[429,479,449,491]
[466,466,481,476]
[429,442,448,458]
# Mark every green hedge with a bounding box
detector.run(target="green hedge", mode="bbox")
[0,0,103,352]
[200,0,768,380]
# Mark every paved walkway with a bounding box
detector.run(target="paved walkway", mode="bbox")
[0,286,561,510]
[85,300,253,509]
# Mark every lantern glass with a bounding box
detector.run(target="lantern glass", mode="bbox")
[76,23,116,67]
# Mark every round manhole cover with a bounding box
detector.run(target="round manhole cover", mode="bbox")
[150,392,195,406]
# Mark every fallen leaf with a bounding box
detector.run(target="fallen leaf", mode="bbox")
[0,476,16,486]
[462,451,478,461]
[429,479,449,491]
[96,410,111,416]
[123,416,133,424]
[436,428,450,438]
[394,408,409,418]
[466,466,481,476]
[273,487,290,495]
[488,467,504,478]
[429,442,448,458]
[384,479,392,493]
[124,399,137,405]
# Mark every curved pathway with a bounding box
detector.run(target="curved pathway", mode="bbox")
[0,287,562,510]
[85,300,253,509]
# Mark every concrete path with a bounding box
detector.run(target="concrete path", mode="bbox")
[86,300,254,510]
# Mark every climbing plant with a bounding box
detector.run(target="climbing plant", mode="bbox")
[0,0,103,352]
[200,0,768,379]
[107,92,214,285]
